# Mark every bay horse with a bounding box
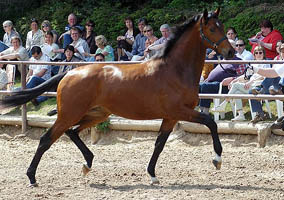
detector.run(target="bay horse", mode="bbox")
[0,8,234,186]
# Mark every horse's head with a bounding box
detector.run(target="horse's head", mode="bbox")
[200,8,235,59]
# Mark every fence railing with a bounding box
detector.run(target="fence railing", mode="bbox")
[1,59,284,134]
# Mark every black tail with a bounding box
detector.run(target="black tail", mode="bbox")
[0,72,67,109]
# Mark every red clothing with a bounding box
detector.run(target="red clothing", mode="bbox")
[249,30,283,59]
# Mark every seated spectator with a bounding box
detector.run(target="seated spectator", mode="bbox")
[147,24,171,54]
[199,39,245,114]
[226,27,237,41]
[0,36,29,75]
[82,20,97,55]
[93,35,114,61]
[26,46,51,106]
[41,31,61,76]
[131,18,147,61]
[3,20,21,47]
[212,46,270,121]
[235,39,254,60]
[275,40,283,55]
[58,45,83,74]
[94,53,105,62]
[68,27,90,60]
[26,18,45,54]
[249,19,283,60]
[59,13,84,48]
[47,45,83,116]
[41,20,59,44]
[251,43,284,95]
[117,17,139,61]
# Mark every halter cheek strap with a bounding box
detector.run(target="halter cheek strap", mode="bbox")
[200,22,227,50]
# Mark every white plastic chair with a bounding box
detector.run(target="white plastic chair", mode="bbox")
[213,82,236,121]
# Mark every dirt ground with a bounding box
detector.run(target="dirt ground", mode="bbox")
[0,125,284,200]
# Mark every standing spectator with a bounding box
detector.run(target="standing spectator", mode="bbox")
[226,27,237,41]
[59,13,84,48]
[26,18,45,54]
[235,39,254,60]
[82,20,97,55]
[26,46,51,106]
[117,17,139,61]
[249,19,283,60]
[41,20,59,44]
[94,35,114,61]
[131,18,147,61]
[2,20,21,47]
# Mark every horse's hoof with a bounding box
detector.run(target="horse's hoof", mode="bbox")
[82,164,91,176]
[212,159,222,170]
[150,177,160,185]
[27,183,38,187]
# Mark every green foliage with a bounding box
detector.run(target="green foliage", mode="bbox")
[1,0,284,53]
[96,119,111,133]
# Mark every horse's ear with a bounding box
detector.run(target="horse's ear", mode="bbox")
[214,7,220,17]
[203,9,208,24]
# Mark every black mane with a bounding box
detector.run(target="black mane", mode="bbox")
[156,11,217,59]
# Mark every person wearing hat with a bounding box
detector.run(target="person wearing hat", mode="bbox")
[82,20,97,54]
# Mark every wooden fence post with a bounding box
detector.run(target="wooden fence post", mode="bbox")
[20,63,27,134]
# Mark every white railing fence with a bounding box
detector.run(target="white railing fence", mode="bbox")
[0,59,284,133]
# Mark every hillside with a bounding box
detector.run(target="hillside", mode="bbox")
[1,0,284,50]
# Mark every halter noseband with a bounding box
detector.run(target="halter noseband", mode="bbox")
[200,21,227,50]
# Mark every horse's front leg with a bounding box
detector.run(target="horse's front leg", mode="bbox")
[147,119,177,185]
[188,110,222,169]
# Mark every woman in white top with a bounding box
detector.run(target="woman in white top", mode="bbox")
[26,18,45,53]
[41,31,60,61]
[212,46,271,121]
[2,20,21,47]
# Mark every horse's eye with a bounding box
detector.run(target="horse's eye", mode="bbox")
[210,28,215,32]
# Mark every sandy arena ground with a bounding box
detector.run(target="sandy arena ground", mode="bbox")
[0,125,284,200]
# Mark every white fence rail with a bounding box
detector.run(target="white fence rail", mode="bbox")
[0,59,284,133]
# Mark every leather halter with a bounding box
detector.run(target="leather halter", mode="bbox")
[200,20,227,50]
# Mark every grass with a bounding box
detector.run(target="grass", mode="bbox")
[211,99,278,122]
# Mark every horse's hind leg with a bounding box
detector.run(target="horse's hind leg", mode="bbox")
[65,107,110,176]
[26,122,69,186]
[147,119,177,185]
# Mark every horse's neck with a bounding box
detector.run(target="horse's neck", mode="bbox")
[166,25,206,80]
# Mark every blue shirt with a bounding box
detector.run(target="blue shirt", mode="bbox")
[131,33,147,56]
[0,41,8,53]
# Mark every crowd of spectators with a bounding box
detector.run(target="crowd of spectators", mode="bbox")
[0,15,284,124]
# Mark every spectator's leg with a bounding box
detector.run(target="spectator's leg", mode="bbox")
[199,81,220,113]
[27,76,48,103]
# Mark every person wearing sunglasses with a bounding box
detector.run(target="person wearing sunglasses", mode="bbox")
[235,39,254,60]
[82,20,97,55]
[94,53,105,62]
[2,20,21,48]
[41,20,59,44]
[213,46,270,121]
